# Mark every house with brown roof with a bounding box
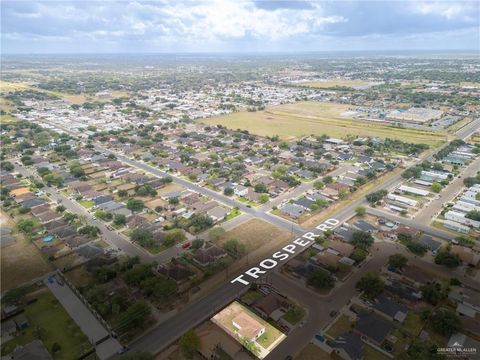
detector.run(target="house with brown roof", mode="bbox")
[328,241,354,257]
[193,243,227,266]
[158,263,195,284]
[316,251,341,269]
[253,292,289,320]
[232,312,265,341]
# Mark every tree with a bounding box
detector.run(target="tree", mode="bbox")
[0,161,14,171]
[254,183,267,193]
[323,176,333,184]
[313,180,324,190]
[307,268,335,289]
[223,239,247,259]
[355,206,366,217]
[431,182,443,193]
[191,239,204,250]
[69,163,85,178]
[113,214,127,226]
[55,205,66,213]
[117,189,128,198]
[465,210,480,221]
[94,209,113,221]
[169,197,179,205]
[366,189,388,205]
[115,301,151,334]
[351,231,374,250]
[131,229,154,247]
[209,227,225,242]
[78,225,100,238]
[164,229,186,247]
[126,198,144,212]
[434,250,461,268]
[223,187,234,196]
[350,248,368,263]
[356,272,384,299]
[430,308,462,336]
[421,282,444,305]
[388,254,408,270]
[179,330,200,359]
[17,218,37,234]
[259,194,269,204]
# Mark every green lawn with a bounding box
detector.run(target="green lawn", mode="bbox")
[240,290,263,304]
[78,200,94,209]
[282,304,305,325]
[1,290,91,359]
[225,208,241,221]
[364,344,391,360]
[326,315,353,339]
[256,324,284,349]
[403,312,424,336]
[238,197,260,207]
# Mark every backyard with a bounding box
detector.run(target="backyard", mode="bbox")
[1,289,91,359]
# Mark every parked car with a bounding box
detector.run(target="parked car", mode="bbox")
[182,242,192,249]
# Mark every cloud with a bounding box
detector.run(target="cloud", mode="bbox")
[1,0,478,53]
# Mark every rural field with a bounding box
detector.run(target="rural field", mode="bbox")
[0,211,53,292]
[201,101,447,146]
[299,79,370,88]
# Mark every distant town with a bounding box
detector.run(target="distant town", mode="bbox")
[1,52,479,360]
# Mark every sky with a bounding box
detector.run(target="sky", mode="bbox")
[1,0,479,54]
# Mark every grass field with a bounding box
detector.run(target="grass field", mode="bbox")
[217,218,292,252]
[1,212,52,292]
[326,314,353,339]
[1,289,91,359]
[300,79,370,88]
[201,101,447,146]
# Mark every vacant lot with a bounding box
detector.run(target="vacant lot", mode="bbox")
[1,212,52,292]
[300,79,370,88]
[201,101,446,146]
[1,289,91,359]
[217,218,292,252]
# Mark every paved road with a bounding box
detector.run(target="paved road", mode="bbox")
[367,207,456,241]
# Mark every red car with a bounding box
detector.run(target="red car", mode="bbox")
[182,242,191,249]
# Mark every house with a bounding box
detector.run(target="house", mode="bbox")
[280,203,304,219]
[316,251,341,269]
[449,288,480,318]
[354,311,393,345]
[127,214,148,228]
[158,263,194,284]
[232,312,265,341]
[207,206,229,223]
[447,333,480,357]
[334,227,355,242]
[36,210,62,224]
[420,235,441,252]
[352,220,377,234]
[11,339,53,360]
[372,293,408,323]
[1,319,17,339]
[244,188,261,202]
[328,241,354,257]
[193,243,228,266]
[253,292,289,320]
[293,197,315,211]
[445,211,480,229]
[333,332,364,360]
[234,184,248,197]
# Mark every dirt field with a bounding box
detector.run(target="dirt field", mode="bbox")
[217,218,292,252]
[300,79,369,88]
[0,211,52,293]
[200,101,447,146]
